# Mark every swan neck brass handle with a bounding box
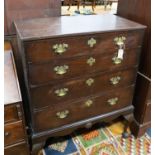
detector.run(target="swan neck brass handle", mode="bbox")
[85,99,93,107]
[53,43,68,54]
[107,97,118,106]
[56,110,69,119]
[87,57,96,66]
[112,56,122,65]
[54,65,69,75]
[88,38,97,47]
[114,36,126,47]
[55,88,69,97]
[86,78,94,86]
[110,76,121,85]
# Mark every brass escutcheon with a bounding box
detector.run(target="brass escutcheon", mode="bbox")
[88,38,97,47]
[86,78,94,86]
[87,57,96,66]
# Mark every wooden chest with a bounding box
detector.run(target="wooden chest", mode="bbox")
[4,42,29,155]
[14,14,146,155]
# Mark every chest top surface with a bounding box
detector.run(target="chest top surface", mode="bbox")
[14,14,146,41]
[4,42,21,105]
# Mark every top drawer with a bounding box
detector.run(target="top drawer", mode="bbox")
[4,104,22,124]
[24,30,143,63]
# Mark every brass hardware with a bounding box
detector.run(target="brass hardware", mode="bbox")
[110,76,121,85]
[86,78,94,86]
[54,65,69,75]
[107,97,118,106]
[114,36,126,47]
[85,99,93,107]
[56,110,69,119]
[53,43,68,54]
[88,38,97,47]
[55,88,69,97]
[112,56,122,65]
[87,57,96,66]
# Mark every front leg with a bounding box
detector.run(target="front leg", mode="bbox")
[31,141,46,155]
[122,113,134,138]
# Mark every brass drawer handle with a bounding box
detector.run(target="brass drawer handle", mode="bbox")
[114,36,126,47]
[88,38,97,47]
[56,110,69,119]
[112,56,122,65]
[85,99,93,107]
[54,65,69,75]
[55,88,69,97]
[110,76,121,85]
[86,78,94,86]
[53,43,68,54]
[87,57,96,66]
[107,97,118,106]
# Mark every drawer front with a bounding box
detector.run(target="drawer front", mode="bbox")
[4,121,25,146]
[25,30,143,63]
[29,48,140,85]
[33,86,134,132]
[5,142,29,155]
[31,68,137,110]
[4,104,22,123]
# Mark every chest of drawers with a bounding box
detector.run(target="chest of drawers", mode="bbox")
[14,14,146,155]
[4,42,30,155]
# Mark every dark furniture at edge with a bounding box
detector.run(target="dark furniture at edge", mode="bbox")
[117,0,151,137]
[4,41,30,155]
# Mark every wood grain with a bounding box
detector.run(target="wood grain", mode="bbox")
[14,14,146,41]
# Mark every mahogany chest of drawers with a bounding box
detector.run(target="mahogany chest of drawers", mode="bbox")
[14,14,146,155]
[4,42,29,155]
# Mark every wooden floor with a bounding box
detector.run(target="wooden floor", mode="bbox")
[61,3,118,16]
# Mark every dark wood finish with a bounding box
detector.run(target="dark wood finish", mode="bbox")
[25,31,143,63]
[14,14,145,41]
[14,15,145,154]
[130,73,151,137]
[29,49,139,85]
[5,142,29,155]
[117,0,151,77]
[4,121,25,146]
[4,104,21,123]
[4,42,30,155]
[117,0,151,137]
[4,0,61,35]
[31,68,136,110]
[33,86,134,132]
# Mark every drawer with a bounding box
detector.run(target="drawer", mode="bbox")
[5,142,29,155]
[25,30,143,63]
[4,121,25,146]
[31,68,137,110]
[4,104,22,124]
[28,48,140,85]
[33,86,134,132]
